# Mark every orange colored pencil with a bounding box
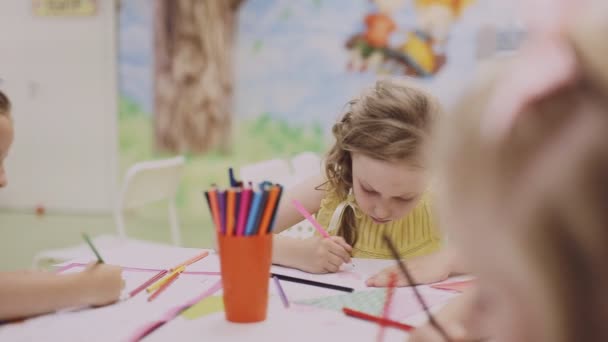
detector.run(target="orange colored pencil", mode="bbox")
[171,250,209,271]
[148,271,180,302]
[257,186,280,235]
[208,189,221,233]
[226,189,236,236]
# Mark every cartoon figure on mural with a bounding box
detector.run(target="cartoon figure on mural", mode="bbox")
[347,0,406,72]
[347,0,476,77]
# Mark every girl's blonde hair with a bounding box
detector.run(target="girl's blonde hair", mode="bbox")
[437,3,608,340]
[0,91,10,117]
[324,78,441,246]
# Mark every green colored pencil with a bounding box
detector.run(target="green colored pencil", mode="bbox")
[82,233,104,264]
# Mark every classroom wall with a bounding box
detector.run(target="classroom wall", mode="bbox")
[118,0,523,225]
[0,1,119,213]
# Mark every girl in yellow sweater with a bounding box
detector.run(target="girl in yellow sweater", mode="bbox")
[272,79,463,286]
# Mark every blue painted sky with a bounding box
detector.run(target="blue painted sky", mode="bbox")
[119,0,516,127]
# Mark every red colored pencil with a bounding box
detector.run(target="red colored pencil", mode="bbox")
[129,269,168,298]
[148,271,181,302]
[342,307,413,332]
[378,272,398,341]
[208,188,222,234]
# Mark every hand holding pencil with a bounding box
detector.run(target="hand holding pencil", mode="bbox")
[292,199,353,274]
[80,263,124,306]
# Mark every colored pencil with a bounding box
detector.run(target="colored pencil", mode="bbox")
[148,272,181,302]
[273,276,290,308]
[236,188,252,236]
[258,186,281,235]
[245,191,263,236]
[292,199,330,238]
[378,272,397,341]
[129,270,168,298]
[147,265,185,293]
[382,233,451,341]
[267,185,284,233]
[82,233,104,264]
[218,191,226,235]
[234,190,241,232]
[228,167,241,187]
[226,189,236,236]
[208,188,222,234]
[270,273,354,293]
[342,307,413,332]
[170,251,209,271]
[251,187,269,235]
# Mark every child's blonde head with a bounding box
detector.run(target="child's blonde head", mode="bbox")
[325,78,441,245]
[437,2,608,340]
[0,91,10,117]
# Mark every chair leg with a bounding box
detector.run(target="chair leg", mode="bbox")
[115,209,127,239]
[169,200,182,246]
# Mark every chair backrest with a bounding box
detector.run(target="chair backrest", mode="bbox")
[119,156,185,210]
[239,158,291,186]
[291,152,322,179]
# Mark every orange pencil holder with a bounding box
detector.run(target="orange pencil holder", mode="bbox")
[218,233,272,323]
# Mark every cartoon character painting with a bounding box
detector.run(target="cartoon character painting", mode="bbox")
[347,0,476,77]
[346,0,406,72]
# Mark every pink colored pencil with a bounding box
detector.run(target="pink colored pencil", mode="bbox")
[236,188,252,236]
[129,269,168,298]
[292,199,330,238]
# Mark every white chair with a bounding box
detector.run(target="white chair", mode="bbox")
[32,156,185,268]
[291,152,322,180]
[115,156,185,246]
[239,158,293,187]
[239,154,323,240]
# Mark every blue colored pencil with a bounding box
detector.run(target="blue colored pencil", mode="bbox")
[245,191,263,236]
[251,188,270,235]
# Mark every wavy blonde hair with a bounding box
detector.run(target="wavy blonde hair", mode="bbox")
[0,91,10,117]
[324,78,441,246]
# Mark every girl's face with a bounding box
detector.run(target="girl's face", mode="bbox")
[351,153,427,224]
[0,115,13,188]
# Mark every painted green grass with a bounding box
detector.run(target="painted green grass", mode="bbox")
[119,96,328,225]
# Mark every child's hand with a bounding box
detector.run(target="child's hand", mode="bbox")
[79,263,124,306]
[366,249,452,287]
[407,288,482,342]
[300,236,352,273]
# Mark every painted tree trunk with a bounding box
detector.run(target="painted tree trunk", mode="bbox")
[153,0,243,154]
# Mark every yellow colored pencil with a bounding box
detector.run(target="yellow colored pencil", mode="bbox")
[146,265,185,293]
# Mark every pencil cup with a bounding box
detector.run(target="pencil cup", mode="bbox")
[218,233,272,323]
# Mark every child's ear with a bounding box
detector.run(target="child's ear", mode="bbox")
[480,36,579,143]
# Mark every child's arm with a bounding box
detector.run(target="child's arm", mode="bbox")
[0,264,123,320]
[271,174,352,273]
[271,174,326,234]
[407,287,488,341]
[366,245,466,287]
[273,235,352,273]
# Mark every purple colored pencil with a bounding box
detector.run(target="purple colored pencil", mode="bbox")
[273,275,290,308]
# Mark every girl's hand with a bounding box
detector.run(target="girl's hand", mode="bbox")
[79,263,124,306]
[299,236,352,274]
[366,249,452,287]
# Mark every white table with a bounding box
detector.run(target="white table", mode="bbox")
[0,243,463,341]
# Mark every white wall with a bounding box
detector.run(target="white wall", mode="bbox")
[0,1,119,213]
